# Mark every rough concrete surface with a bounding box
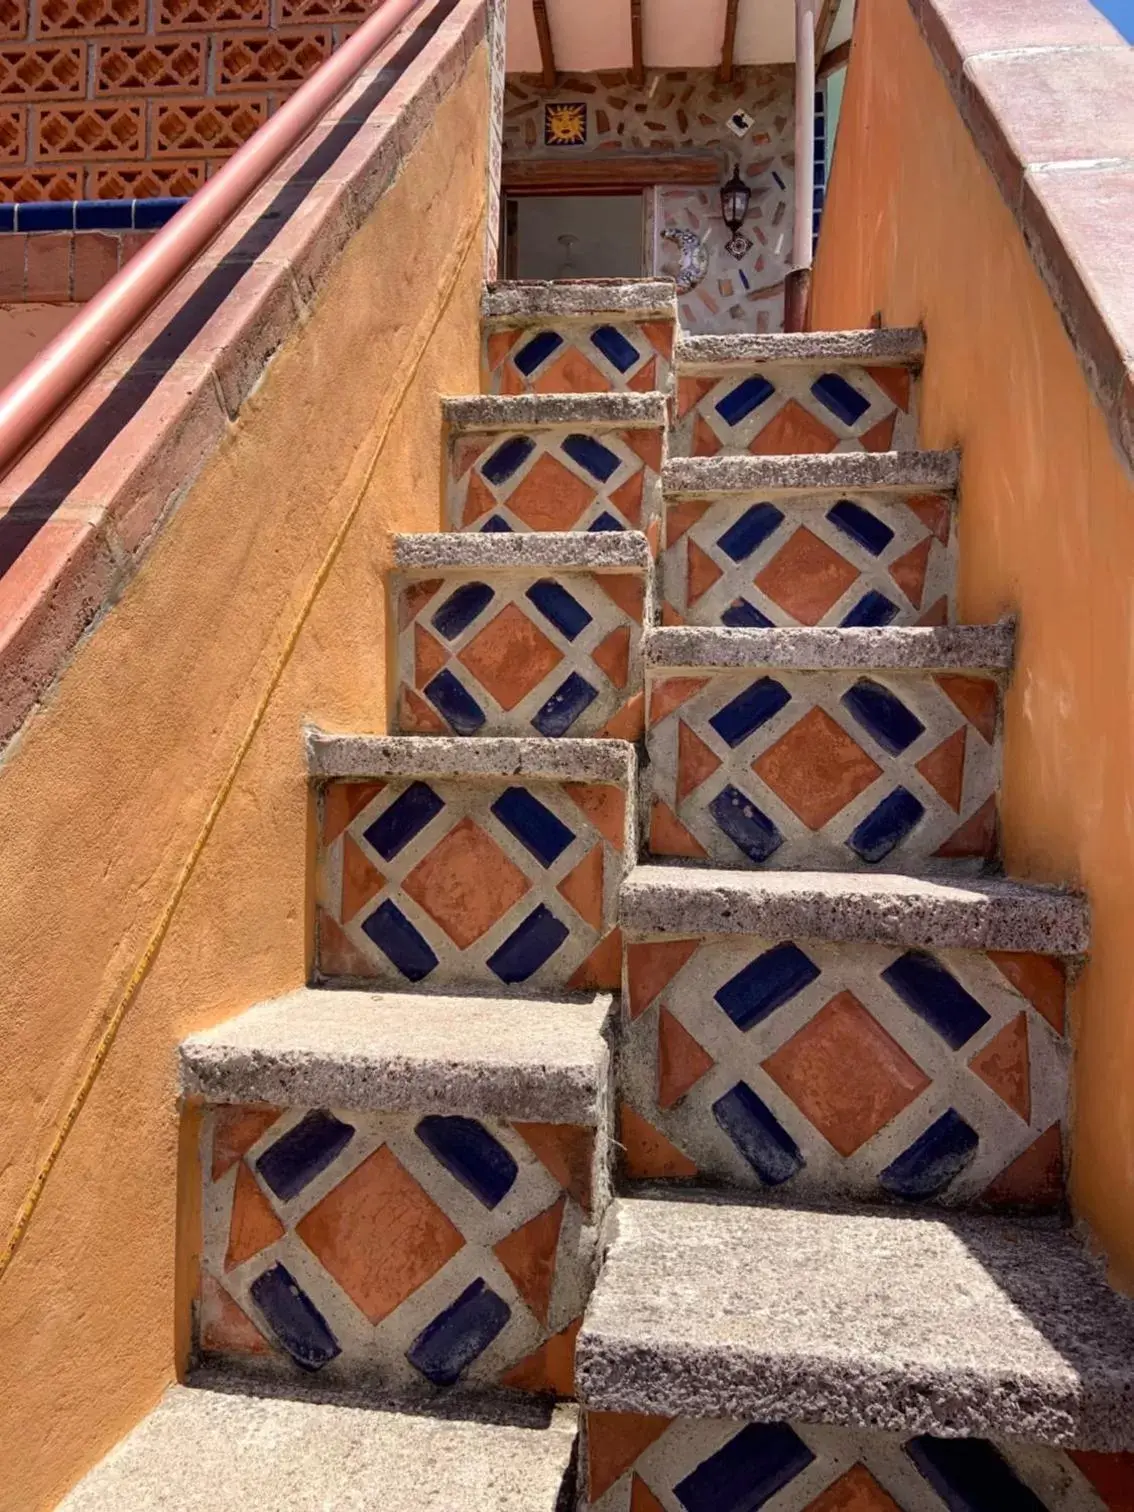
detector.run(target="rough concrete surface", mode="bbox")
[644,623,1014,672]
[482,280,676,322]
[675,328,926,369]
[394,531,652,571]
[664,450,960,497]
[56,1386,578,1511]
[179,987,613,1122]
[443,393,667,429]
[618,865,1090,955]
[576,1197,1134,1449]
[305,730,636,786]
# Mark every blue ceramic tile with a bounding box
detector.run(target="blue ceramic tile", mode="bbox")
[721,598,775,628]
[715,376,775,428]
[133,196,186,229]
[709,677,791,748]
[416,1115,518,1207]
[811,372,871,426]
[590,324,639,374]
[424,670,487,735]
[709,786,784,863]
[772,171,785,189]
[715,943,820,1031]
[531,671,598,736]
[716,502,784,562]
[842,680,925,754]
[712,1082,804,1185]
[17,201,74,231]
[562,432,621,484]
[841,591,900,627]
[827,499,894,556]
[364,782,444,860]
[0,205,15,232]
[513,330,563,377]
[256,1110,354,1201]
[525,579,592,640]
[738,268,750,290]
[482,435,536,486]
[249,1264,341,1372]
[405,1279,511,1386]
[431,581,495,640]
[487,905,570,983]
[480,515,513,532]
[880,1108,979,1200]
[587,510,625,531]
[846,787,925,863]
[361,899,439,982]
[905,1436,1046,1512]
[882,950,990,1049]
[76,198,131,229]
[675,1423,815,1512]
[490,786,573,867]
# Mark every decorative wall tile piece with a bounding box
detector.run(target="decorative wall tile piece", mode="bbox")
[661,490,955,628]
[0,41,84,98]
[37,100,144,158]
[198,1101,599,1396]
[218,29,330,89]
[447,424,664,542]
[36,0,144,35]
[88,158,204,196]
[156,0,268,28]
[152,94,266,155]
[94,36,206,93]
[0,164,80,197]
[317,776,628,992]
[0,101,23,158]
[278,0,368,23]
[619,934,1067,1207]
[394,569,646,740]
[583,1412,1121,1511]
[482,319,675,397]
[647,667,1000,872]
[671,361,920,457]
[1,0,27,39]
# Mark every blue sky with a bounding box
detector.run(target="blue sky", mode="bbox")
[1089,0,1134,40]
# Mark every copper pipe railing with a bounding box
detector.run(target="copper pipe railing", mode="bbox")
[0,0,428,481]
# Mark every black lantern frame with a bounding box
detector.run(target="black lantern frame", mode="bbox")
[720,165,752,235]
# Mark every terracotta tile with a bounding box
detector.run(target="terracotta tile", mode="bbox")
[969,1013,1030,1122]
[412,622,449,689]
[399,683,449,733]
[649,675,707,727]
[657,1007,714,1110]
[199,1274,270,1355]
[501,1316,580,1398]
[601,690,644,740]
[514,1122,595,1214]
[662,601,683,625]
[461,470,497,525]
[557,844,604,931]
[677,718,721,802]
[915,727,966,812]
[677,375,715,418]
[917,596,949,627]
[649,798,709,859]
[322,781,383,844]
[610,469,644,526]
[457,601,563,708]
[626,939,699,1021]
[687,538,723,605]
[906,493,951,544]
[750,399,839,454]
[297,1145,465,1323]
[568,926,622,990]
[692,414,721,456]
[863,366,911,413]
[619,1102,697,1180]
[859,413,896,451]
[71,230,120,300]
[982,1123,1064,1210]
[340,832,385,923]
[586,1411,673,1502]
[493,1195,565,1324]
[630,1475,667,1512]
[0,40,84,100]
[988,952,1065,1035]
[563,781,625,849]
[318,910,375,977]
[506,451,593,530]
[486,327,519,373]
[666,497,711,544]
[935,795,997,859]
[762,991,931,1157]
[402,816,530,949]
[154,96,267,158]
[627,356,657,393]
[913,0,1124,82]
[399,577,442,630]
[534,347,611,393]
[211,1104,280,1180]
[24,230,71,301]
[591,623,631,689]
[0,234,24,299]
[1068,1450,1134,1511]
[754,707,882,829]
[755,526,860,623]
[595,572,645,621]
[803,1463,902,1512]
[623,427,662,472]
[641,320,674,361]
[889,536,931,609]
[225,1162,285,1271]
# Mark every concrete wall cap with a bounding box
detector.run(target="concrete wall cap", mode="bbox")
[304,729,637,785]
[482,279,678,323]
[664,450,960,497]
[676,328,926,370]
[442,392,668,429]
[393,529,651,571]
[643,622,1015,673]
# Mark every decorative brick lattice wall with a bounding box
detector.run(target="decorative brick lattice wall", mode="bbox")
[0,0,364,201]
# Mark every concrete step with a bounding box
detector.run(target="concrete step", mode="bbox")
[643,624,1012,874]
[615,865,1085,1207]
[444,393,667,543]
[181,987,611,1397]
[671,328,925,458]
[308,730,634,995]
[660,450,959,629]
[57,1385,578,1510]
[481,279,677,396]
[391,532,651,741]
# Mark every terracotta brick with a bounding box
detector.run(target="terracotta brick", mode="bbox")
[152,95,267,156]
[0,40,84,98]
[0,165,80,199]
[36,0,143,35]
[94,36,206,93]
[218,28,329,89]
[157,0,268,30]
[1,0,27,38]
[37,101,145,160]
[0,234,24,297]
[88,159,205,197]
[279,0,365,22]
[71,229,120,299]
[0,104,24,161]
[24,229,71,299]
[117,228,152,262]
[911,0,1125,86]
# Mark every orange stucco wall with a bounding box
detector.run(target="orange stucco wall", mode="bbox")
[811,0,1134,1287]
[0,48,488,1512]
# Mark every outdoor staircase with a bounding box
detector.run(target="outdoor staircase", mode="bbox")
[59,280,1134,1510]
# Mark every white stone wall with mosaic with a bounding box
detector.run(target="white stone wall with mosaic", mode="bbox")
[502,69,796,334]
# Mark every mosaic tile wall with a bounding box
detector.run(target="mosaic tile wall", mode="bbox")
[393,567,647,740]
[482,317,674,396]
[582,1411,1129,1511]
[647,667,1001,872]
[502,69,795,335]
[0,0,360,201]
[619,935,1067,1208]
[197,1100,601,1394]
[316,774,630,993]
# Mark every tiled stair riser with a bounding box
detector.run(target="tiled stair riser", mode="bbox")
[672,362,919,459]
[619,933,1068,1207]
[661,488,956,629]
[196,1101,601,1396]
[316,775,630,993]
[393,566,647,741]
[482,318,675,397]
[580,1412,1131,1512]
[647,667,1002,873]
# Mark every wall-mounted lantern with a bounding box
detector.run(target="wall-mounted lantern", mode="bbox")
[720,165,753,259]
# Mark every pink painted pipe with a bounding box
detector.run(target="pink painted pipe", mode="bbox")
[0,0,428,481]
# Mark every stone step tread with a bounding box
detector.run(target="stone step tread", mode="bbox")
[619,865,1090,956]
[444,393,667,431]
[575,1196,1134,1450]
[305,729,636,786]
[179,986,612,1124]
[483,279,677,323]
[675,328,926,370]
[394,531,651,572]
[56,1386,577,1511]
[644,624,1013,673]
[664,451,959,497]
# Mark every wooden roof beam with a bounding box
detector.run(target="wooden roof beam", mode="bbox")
[532,0,558,90]
[719,0,740,83]
[630,0,645,87]
[815,0,840,59]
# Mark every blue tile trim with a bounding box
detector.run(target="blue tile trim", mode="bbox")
[1,197,189,233]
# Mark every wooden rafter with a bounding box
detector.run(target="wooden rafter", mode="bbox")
[503,152,721,190]
[719,0,740,83]
[815,0,840,59]
[630,0,645,87]
[532,0,558,90]
[818,37,851,76]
